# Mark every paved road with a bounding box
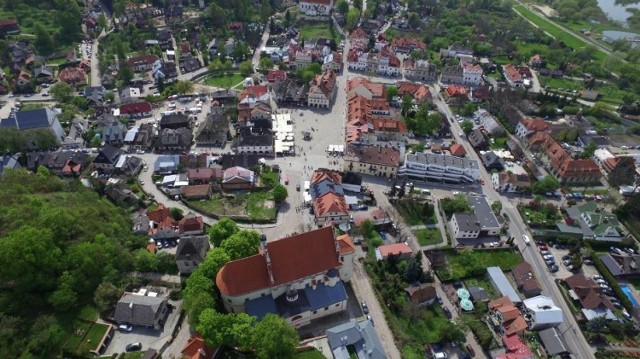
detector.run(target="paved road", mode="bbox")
[433,88,596,359]
[252,24,270,70]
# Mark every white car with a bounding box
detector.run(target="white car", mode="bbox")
[543,254,554,260]
[592,275,603,280]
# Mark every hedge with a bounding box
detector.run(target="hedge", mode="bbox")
[592,254,634,312]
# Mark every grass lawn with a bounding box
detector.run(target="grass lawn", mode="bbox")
[539,76,584,91]
[295,349,326,359]
[122,353,145,359]
[187,190,276,221]
[520,205,561,227]
[438,249,523,280]
[203,73,246,88]
[298,22,340,43]
[464,277,498,299]
[260,169,279,187]
[513,5,606,62]
[414,229,443,246]
[387,305,458,358]
[64,320,110,356]
[394,199,437,226]
[47,57,67,66]
[597,84,639,104]
[490,137,508,150]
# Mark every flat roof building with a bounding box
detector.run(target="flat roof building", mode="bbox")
[399,152,480,184]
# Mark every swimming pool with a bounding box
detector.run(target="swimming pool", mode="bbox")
[620,284,639,307]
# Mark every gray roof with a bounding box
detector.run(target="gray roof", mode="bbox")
[468,286,490,302]
[599,254,624,276]
[468,129,486,148]
[237,133,273,147]
[13,108,55,130]
[452,213,480,232]
[538,327,570,355]
[176,235,210,262]
[405,152,479,170]
[0,154,21,174]
[113,293,168,327]
[480,151,504,170]
[326,319,387,359]
[94,145,122,165]
[467,195,500,229]
[154,155,180,172]
[487,266,521,303]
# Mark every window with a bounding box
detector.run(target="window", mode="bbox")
[335,303,340,307]
[313,310,317,314]
[324,306,329,311]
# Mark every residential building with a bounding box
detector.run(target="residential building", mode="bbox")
[0,19,20,35]
[322,51,343,72]
[515,118,550,138]
[216,227,354,328]
[449,144,466,157]
[399,153,480,184]
[532,133,601,184]
[601,155,635,175]
[292,49,314,69]
[114,155,143,177]
[175,235,210,275]
[267,70,287,83]
[156,127,193,151]
[391,37,426,53]
[222,166,256,190]
[375,243,412,261]
[449,194,501,239]
[404,285,437,307]
[311,169,350,225]
[154,155,180,174]
[58,67,87,86]
[103,121,127,146]
[119,102,152,118]
[113,292,169,329]
[84,86,107,107]
[124,123,155,149]
[308,70,337,108]
[93,145,122,172]
[187,168,222,185]
[512,262,542,298]
[561,274,615,321]
[181,57,201,73]
[298,0,333,16]
[522,295,563,329]
[440,65,463,84]
[343,144,400,178]
[462,63,483,86]
[474,109,504,136]
[119,87,142,104]
[496,335,533,359]
[272,78,309,106]
[160,113,190,130]
[195,106,228,147]
[396,81,432,103]
[367,47,401,77]
[529,54,543,68]
[564,201,621,241]
[480,151,505,171]
[600,252,640,277]
[450,213,480,239]
[181,335,219,359]
[126,54,160,71]
[0,154,21,174]
[491,172,531,193]
[236,134,274,155]
[502,64,530,88]
[487,267,522,304]
[468,129,488,150]
[439,44,474,59]
[34,65,54,83]
[538,328,571,357]
[404,59,437,82]
[444,84,468,102]
[1,108,65,143]
[237,85,271,124]
[152,60,178,82]
[178,213,204,235]
[26,150,88,176]
[326,319,386,359]
[181,185,213,200]
[489,296,527,337]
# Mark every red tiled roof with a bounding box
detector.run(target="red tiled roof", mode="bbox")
[391,37,426,51]
[350,28,369,42]
[311,169,342,185]
[503,64,521,82]
[337,234,356,255]
[314,192,349,217]
[446,85,467,97]
[378,243,412,258]
[372,118,407,133]
[238,85,268,101]
[267,70,287,82]
[120,102,152,114]
[347,77,385,99]
[216,227,341,296]
[59,67,87,84]
[179,214,204,232]
[450,144,466,157]
[182,335,218,359]
[126,54,159,67]
[521,118,549,132]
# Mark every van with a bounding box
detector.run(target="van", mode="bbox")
[523,235,531,245]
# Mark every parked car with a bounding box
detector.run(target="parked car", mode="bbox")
[563,259,572,266]
[545,259,555,266]
[593,275,604,280]
[625,248,636,254]
[367,315,374,325]
[361,301,369,315]
[548,265,559,273]
[540,250,550,256]
[562,255,571,261]
[595,279,607,285]
[543,254,554,260]
[443,307,452,319]
[118,324,133,332]
[125,342,142,352]
[538,245,548,251]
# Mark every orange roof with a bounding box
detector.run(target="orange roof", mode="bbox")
[489,296,528,336]
[238,85,268,101]
[450,144,466,157]
[347,77,385,98]
[337,234,356,255]
[503,64,521,82]
[521,118,549,132]
[391,37,426,51]
[146,243,157,253]
[372,118,407,133]
[446,85,467,97]
[350,28,369,41]
[181,335,218,359]
[216,227,341,296]
[377,243,412,259]
[310,169,342,185]
[314,192,349,217]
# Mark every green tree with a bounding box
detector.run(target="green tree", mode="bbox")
[532,175,561,194]
[48,271,77,311]
[259,57,274,71]
[220,230,261,260]
[0,127,26,154]
[273,184,288,203]
[401,95,413,116]
[580,142,597,159]
[491,201,502,215]
[346,8,361,31]
[93,282,123,313]
[251,314,300,359]
[185,291,217,328]
[173,80,194,95]
[461,119,474,134]
[34,24,54,55]
[49,82,74,103]
[118,66,134,85]
[134,248,159,272]
[337,0,349,15]
[239,60,254,76]
[198,309,255,349]
[608,159,637,187]
[440,194,471,217]
[208,218,239,247]
[170,207,184,220]
[386,85,398,102]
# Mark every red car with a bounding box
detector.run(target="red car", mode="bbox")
[480,179,485,185]
[538,245,548,251]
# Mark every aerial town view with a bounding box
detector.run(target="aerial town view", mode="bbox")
[2,0,640,358]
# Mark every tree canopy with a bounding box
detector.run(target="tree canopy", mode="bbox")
[208,217,239,247]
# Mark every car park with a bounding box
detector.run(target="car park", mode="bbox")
[538,244,548,251]
[562,255,571,261]
[611,247,623,255]
[612,302,623,309]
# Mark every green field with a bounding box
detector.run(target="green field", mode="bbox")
[187,190,277,221]
[298,22,340,43]
[203,73,246,88]
[415,228,443,246]
[539,76,584,91]
[295,349,326,359]
[436,249,523,280]
[63,321,110,356]
[513,5,606,62]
